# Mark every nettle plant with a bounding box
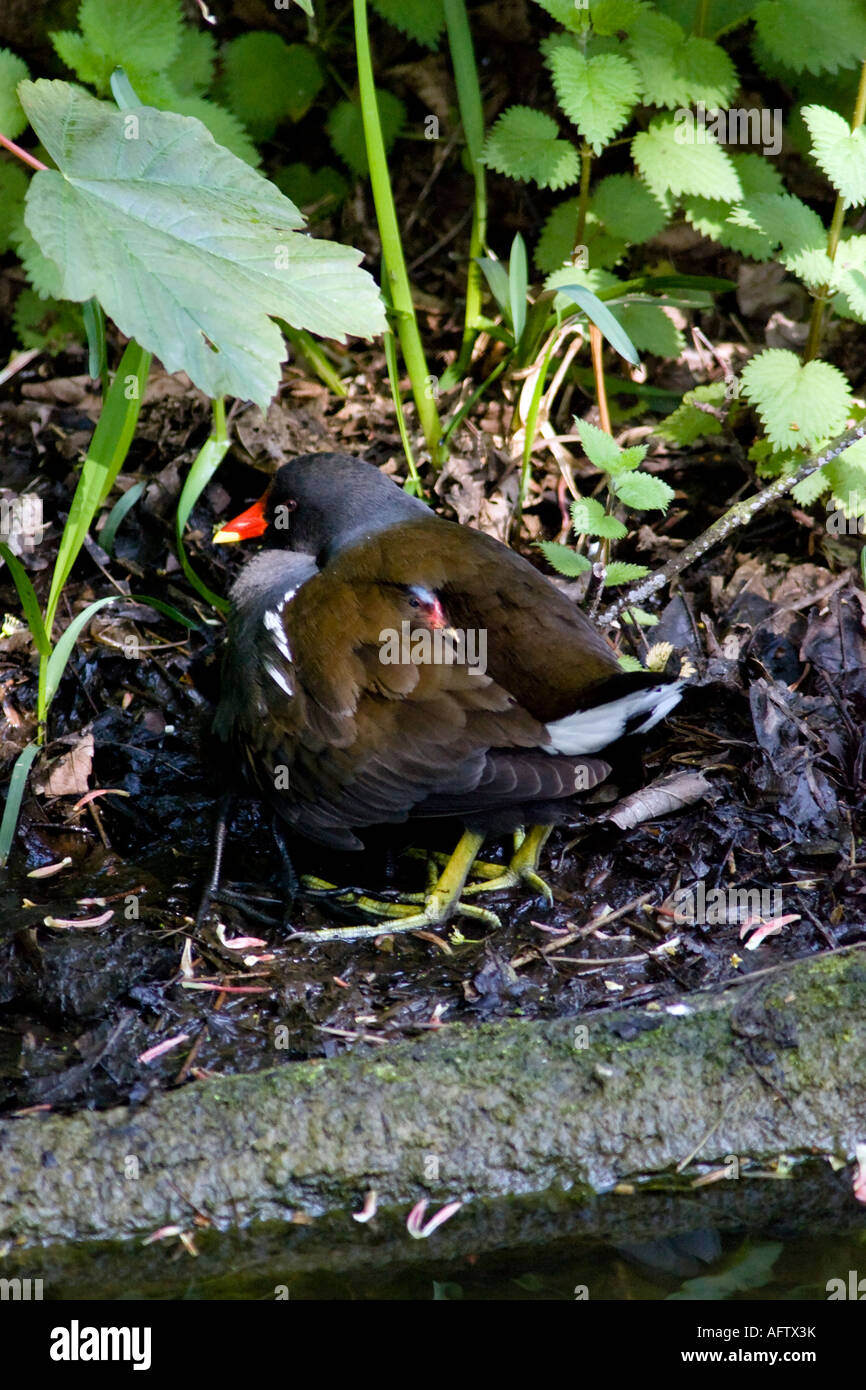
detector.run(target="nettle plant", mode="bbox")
[538,418,674,624]
[481,0,866,526]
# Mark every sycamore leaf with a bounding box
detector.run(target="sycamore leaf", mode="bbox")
[740,349,853,449]
[20,81,385,411]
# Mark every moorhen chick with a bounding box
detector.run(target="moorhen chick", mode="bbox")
[212,452,683,940]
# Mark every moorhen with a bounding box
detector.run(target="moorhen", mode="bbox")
[212,452,683,940]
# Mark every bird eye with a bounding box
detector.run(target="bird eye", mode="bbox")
[408,597,420,608]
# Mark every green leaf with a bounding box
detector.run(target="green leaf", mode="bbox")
[684,152,784,259]
[802,104,866,207]
[45,595,120,710]
[832,235,866,322]
[0,47,30,139]
[532,0,591,29]
[13,289,84,352]
[576,418,625,472]
[222,34,324,137]
[592,173,668,243]
[12,223,65,299]
[0,162,30,255]
[51,30,109,89]
[728,192,830,285]
[99,480,146,555]
[613,471,675,510]
[632,118,742,202]
[825,436,866,513]
[604,560,650,586]
[52,0,184,94]
[548,49,640,153]
[166,28,216,96]
[45,340,151,638]
[176,428,230,612]
[327,90,405,176]
[509,233,528,345]
[657,383,726,445]
[0,544,50,656]
[753,0,866,76]
[536,540,591,576]
[571,496,627,539]
[0,741,40,867]
[627,12,737,109]
[535,203,628,274]
[791,468,831,506]
[740,349,854,450]
[21,82,386,412]
[609,302,684,357]
[481,106,580,191]
[166,96,260,169]
[476,256,512,321]
[555,282,640,364]
[274,163,348,219]
[370,0,445,47]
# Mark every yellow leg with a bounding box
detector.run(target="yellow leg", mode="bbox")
[460,824,554,904]
[294,829,499,942]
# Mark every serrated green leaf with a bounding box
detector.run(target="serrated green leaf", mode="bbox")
[802,104,866,207]
[656,384,726,445]
[536,540,592,576]
[481,106,579,191]
[832,234,866,321]
[791,468,830,505]
[13,289,84,352]
[632,118,742,202]
[610,302,684,357]
[627,12,737,108]
[604,560,650,586]
[166,28,216,96]
[370,0,445,47]
[222,34,323,138]
[535,203,627,274]
[576,419,624,472]
[20,81,386,411]
[0,161,29,254]
[571,496,628,538]
[593,173,668,243]
[728,191,828,282]
[826,436,866,514]
[613,471,675,510]
[740,349,853,449]
[683,152,784,259]
[274,163,348,219]
[50,29,110,89]
[13,223,65,299]
[548,48,640,152]
[0,47,30,139]
[327,90,405,176]
[754,0,866,76]
[531,0,590,31]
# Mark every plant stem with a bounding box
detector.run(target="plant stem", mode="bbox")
[575,144,593,251]
[443,0,488,379]
[353,0,442,465]
[803,59,866,363]
[0,133,47,171]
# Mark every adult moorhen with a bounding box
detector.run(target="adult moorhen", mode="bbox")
[212,452,683,940]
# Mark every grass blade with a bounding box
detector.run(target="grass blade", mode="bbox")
[0,543,50,657]
[0,741,40,867]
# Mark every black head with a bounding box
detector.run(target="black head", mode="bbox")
[215,453,429,561]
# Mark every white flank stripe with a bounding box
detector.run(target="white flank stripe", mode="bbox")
[544,681,683,755]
